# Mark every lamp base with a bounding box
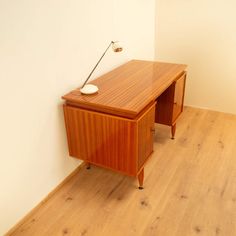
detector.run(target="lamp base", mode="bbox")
[80,84,98,95]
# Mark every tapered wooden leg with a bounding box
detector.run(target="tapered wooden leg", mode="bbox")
[138,169,144,190]
[171,123,176,139]
[85,162,91,169]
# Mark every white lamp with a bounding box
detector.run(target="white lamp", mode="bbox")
[80,41,123,95]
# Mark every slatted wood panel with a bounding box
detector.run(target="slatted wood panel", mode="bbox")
[63,105,137,176]
[63,104,156,177]
[137,105,155,169]
[7,107,236,236]
[62,60,187,118]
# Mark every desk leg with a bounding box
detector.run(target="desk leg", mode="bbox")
[138,169,144,190]
[85,162,91,169]
[171,123,176,139]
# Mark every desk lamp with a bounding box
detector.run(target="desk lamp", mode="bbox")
[80,41,123,95]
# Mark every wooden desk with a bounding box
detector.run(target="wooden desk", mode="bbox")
[62,60,187,189]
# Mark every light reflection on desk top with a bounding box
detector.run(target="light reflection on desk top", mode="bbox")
[62,60,187,118]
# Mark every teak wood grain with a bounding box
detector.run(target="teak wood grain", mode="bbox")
[63,103,156,177]
[62,60,187,119]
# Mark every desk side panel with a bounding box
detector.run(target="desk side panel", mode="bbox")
[62,60,187,117]
[172,73,186,123]
[63,105,137,176]
[155,72,186,126]
[155,83,175,126]
[137,104,155,170]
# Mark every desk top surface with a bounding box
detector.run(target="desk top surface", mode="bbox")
[62,60,187,118]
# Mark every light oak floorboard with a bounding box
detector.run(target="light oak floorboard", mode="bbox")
[7,107,236,236]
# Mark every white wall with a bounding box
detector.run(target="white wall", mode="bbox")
[0,0,155,234]
[156,0,236,114]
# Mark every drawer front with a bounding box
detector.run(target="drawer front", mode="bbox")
[172,73,186,123]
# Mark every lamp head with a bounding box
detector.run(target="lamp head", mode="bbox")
[111,41,123,52]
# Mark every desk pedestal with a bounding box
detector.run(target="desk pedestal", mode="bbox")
[156,72,186,138]
[63,103,156,188]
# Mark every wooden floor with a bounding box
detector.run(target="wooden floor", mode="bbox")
[9,107,236,236]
